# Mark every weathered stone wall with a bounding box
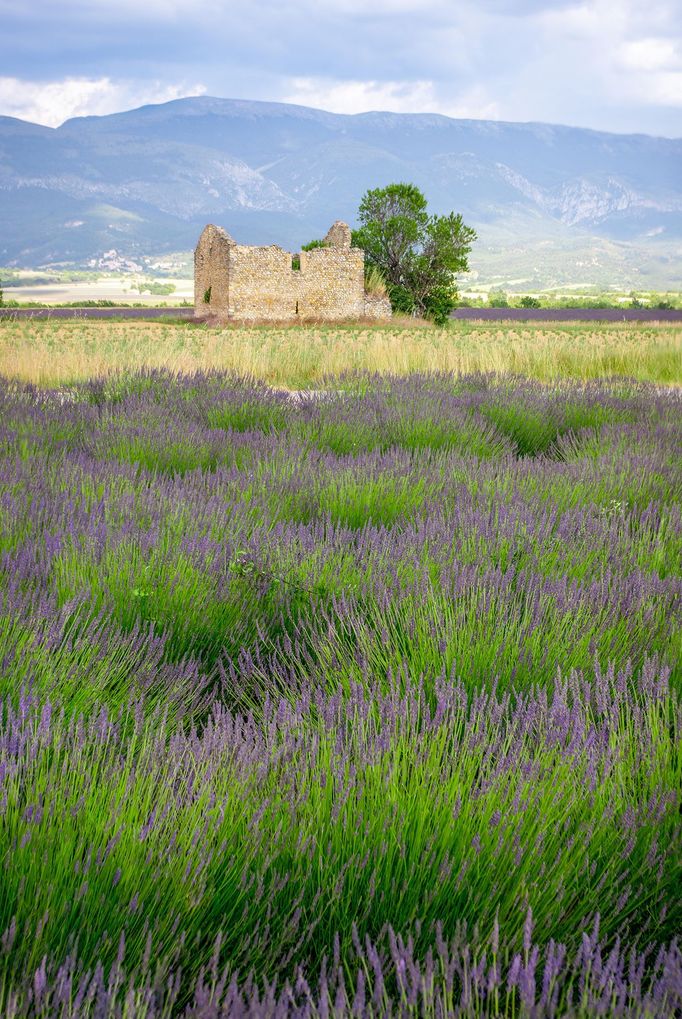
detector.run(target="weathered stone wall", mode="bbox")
[194,220,391,322]
[363,293,393,320]
[194,225,232,316]
[297,246,365,320]
[227,244,299,321]
[323,220,352,249]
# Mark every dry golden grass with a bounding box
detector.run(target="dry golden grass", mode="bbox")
[1,318,680,387]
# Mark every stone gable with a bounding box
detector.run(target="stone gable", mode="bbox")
[194,221,391,322]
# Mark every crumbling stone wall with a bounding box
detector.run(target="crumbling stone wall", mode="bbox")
[194,220,390,322]
[323,220,352,249]
[363,292,393,319]
[227,244,298,321]
[297,244,365,320]
[194,225,233,317]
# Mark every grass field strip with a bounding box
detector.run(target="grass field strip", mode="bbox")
[1,319,680,387]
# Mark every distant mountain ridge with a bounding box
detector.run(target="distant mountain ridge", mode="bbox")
[1,97,680,288]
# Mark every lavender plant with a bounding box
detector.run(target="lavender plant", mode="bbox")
[0,371,680,1017]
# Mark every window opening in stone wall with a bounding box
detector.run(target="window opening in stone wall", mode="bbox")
[292,255,301,271]
[203,286,212,304]
[295,301,299,315]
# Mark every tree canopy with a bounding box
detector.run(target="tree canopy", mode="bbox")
[352,183,476,323]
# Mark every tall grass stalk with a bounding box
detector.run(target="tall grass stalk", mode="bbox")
[0,319,680,387]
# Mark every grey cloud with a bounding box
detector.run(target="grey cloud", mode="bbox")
[1,0,680,135]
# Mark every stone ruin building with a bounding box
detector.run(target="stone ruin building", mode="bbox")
[194,220,391,322]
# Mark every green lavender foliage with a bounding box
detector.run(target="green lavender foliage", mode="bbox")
[0,370,680,1016]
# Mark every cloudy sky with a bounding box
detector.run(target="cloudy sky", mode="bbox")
[0,0,680,136]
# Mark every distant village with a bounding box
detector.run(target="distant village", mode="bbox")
[86,249,189,275]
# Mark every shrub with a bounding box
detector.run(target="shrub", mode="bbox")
[146,282,176,297]
[488,288,509,308]
[388,283,416,315]
[423,282,457,324]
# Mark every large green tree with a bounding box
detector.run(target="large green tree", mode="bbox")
[352,183,476,323]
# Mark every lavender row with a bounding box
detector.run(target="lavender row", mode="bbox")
[5,926,682,1016]
[1,372,679,702]
[0,666,680,1014]
[0,371,680,1014]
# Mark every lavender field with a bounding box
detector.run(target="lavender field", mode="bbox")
[1,369,680,1017]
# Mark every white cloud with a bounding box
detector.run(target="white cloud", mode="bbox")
[615,37,682,106]
[313,0,446,12]
[7,0,207,18]
[619,38,679,72]
[282,77,501,119]
[643,71,682,105]
[0,76,207,127]
[528,0,682,126]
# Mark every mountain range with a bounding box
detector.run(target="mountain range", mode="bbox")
[1,96,680,289]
